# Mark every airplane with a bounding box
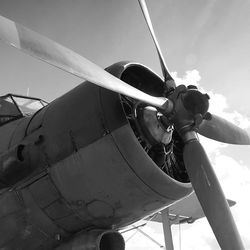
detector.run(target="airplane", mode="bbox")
[0,0,249,249]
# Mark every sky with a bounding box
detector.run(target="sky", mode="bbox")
[0,0,250,249]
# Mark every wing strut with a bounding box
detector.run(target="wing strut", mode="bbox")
[161,208,174,250]
[132,225,164,248]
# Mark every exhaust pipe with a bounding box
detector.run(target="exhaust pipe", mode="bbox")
[55,230,125,250]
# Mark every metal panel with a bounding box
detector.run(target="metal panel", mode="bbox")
[45,199,73,220]
[0,118,24,153]
[50,130,175,230]
[29,175,60,209]
[42,83,106,165]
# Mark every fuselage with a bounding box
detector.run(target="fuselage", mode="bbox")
[0,62,192,249]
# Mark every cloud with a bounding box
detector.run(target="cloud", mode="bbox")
[171,69,201,86]
[208,92,250,129]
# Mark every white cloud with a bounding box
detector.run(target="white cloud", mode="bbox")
[208,91,250,129]
[171,69,201,86]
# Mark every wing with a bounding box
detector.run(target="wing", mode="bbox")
[148,192,236,225]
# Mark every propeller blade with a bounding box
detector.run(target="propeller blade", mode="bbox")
[138,0,175,85]
[0,15,170,109]
[199,114,250,145]
[183,138,244,250]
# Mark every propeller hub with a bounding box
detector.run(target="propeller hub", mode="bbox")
[182,89,209,117]
[166,85,210,135]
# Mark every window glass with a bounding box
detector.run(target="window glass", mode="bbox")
[0,95,48,126]
[12,96,46,116]
[0,96,21,125]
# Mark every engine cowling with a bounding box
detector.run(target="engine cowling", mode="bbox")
[0,62,192,249]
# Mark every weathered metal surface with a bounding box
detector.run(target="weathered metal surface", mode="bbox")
[0,62,192,249]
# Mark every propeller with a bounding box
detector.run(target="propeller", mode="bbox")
[138,0,176,89]
[199,114,250,145]
[0,9,247,250]
[0,15,172,111]
[0,14,248,145]
[183,135,245,250]
[137,0,250,146]
[168,86,245,249]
